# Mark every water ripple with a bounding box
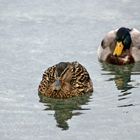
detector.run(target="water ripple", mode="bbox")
[39,94,92,130]
[100,62,140,108]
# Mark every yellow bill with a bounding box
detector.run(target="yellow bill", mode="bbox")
[113,42,124,56]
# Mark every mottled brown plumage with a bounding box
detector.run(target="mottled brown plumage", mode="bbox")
[38,61,93,99]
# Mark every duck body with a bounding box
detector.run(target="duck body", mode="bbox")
[98,27,140,65]
[38,61,93,99]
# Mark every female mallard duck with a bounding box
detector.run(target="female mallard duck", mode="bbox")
[98,27,140,65]
[38,61,93,99]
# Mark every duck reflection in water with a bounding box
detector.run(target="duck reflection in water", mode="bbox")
[101,62,137,107]
[39,93,91,130]
[101,62,135,92]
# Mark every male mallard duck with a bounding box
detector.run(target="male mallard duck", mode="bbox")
[98,27,140,65]
[38,61,93,99]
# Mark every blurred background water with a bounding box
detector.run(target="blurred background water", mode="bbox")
[0,0,140,140]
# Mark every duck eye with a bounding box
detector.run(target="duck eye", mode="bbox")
[123,39,127,44]
[123,35,131,45]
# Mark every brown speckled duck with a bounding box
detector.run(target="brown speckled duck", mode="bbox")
[38,61,93,99]
[98,27,140,65]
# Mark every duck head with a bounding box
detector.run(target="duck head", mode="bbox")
[113,27,132,56]
[107,27,134,65]
[53,62,68,91]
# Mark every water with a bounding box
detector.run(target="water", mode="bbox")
[0,0,140,139]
